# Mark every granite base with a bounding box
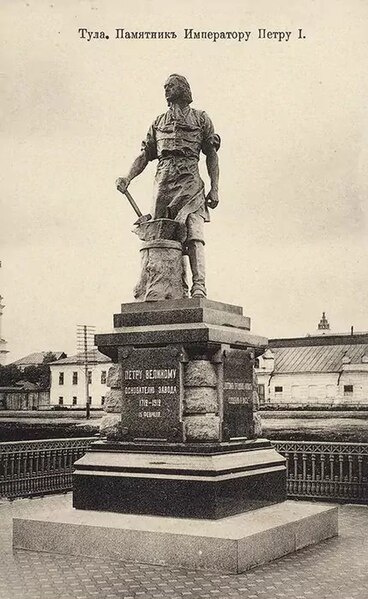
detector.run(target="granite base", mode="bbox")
[73,440,287,519]
[13,501,338,574]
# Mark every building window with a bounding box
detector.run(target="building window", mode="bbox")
[87,371,92,384]
[59,372,64,385]
[101,396,105,406]
[58,397,63,406]
[255,358,260,369]
[101,371,107,384]
[275,386,283,393]
[72,372,78,385]
[72,396,77,406]
[258,384,265,403]
[344,385,353,395]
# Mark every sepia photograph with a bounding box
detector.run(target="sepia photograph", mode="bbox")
[1,1,367,597]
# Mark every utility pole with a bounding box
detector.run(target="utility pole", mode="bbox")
[76,325,96,420]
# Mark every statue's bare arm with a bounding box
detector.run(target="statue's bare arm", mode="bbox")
[116,151,149,193]
[205,147,219,209]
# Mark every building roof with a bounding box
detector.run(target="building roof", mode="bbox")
[269,332,368,348]
[0,381,42,391]
[11,352,66,367]
[50,350,111,366]
[270,343,368,373]
[15,380,41,390]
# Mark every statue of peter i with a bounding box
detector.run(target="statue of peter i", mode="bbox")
[116,74,220,298]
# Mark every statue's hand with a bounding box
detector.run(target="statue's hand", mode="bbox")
[115,177,129,194]
[206,189,219,210]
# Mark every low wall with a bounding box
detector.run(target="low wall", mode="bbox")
[0,437,367,504]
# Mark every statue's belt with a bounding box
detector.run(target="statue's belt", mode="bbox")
[158,153,199,162]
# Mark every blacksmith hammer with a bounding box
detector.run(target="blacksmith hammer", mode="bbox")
[118,186,152,225]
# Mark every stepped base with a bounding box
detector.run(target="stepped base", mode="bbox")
[73,439,286,519]
[13,500,338,573]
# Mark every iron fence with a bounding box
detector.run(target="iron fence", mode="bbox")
[275,440,368,503]
[0,437,95,499]
[0,437,367,503]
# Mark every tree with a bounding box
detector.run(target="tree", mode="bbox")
[0,364,23,387]
[22,364,49,388]
[42,352,57,364]
[0,353,59,389]
[39,352,58,388]
[23,365,42,385]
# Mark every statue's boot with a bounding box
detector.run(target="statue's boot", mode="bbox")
[182,255,190,298]
[188,240,207,298]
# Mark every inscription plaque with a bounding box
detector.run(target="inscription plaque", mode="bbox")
[222,348,254,440]
[120,346,183,441]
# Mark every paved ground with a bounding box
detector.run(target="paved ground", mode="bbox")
[0,495,367,599]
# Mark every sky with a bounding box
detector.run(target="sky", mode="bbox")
[1,0,368,362]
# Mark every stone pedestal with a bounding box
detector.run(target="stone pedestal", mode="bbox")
[73,298,287,518]
[100,297,265,447]
[73,439,286,518]
[13,501,338,574]
[14,298,339,572]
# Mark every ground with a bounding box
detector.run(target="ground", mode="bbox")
[1,409,368,442]
[0,494,367,599]
[263,410,368,442]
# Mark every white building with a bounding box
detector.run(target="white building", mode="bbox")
[256,330,368,408]
[49,351,111,409]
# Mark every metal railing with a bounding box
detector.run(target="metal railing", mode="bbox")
[274,440,368,503]
[0,437,367,503]
[0,437,95,499]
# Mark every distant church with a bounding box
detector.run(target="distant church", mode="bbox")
[316,311,331,335]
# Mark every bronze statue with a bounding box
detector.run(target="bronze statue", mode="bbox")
[116,74,220,298]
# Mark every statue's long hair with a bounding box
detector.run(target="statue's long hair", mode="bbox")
[168,74,193,104]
